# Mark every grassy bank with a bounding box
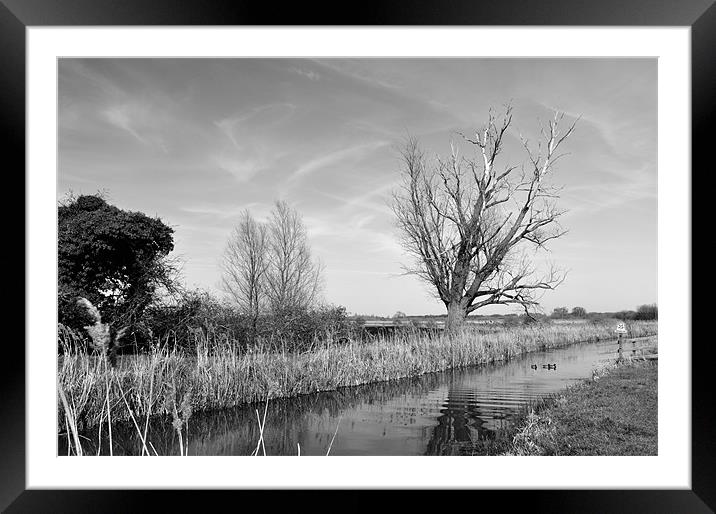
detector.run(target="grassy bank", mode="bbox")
[503,355,658,456]
[58,320,658,442]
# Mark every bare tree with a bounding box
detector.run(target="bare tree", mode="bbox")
[265,200,324,313]
[222,201,324,325]
[221,210,268,336]
[391,105,578,331]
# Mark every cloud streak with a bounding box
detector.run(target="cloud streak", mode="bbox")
[286,141,389,185]
[103,103,169,153]
[59,58,657,315]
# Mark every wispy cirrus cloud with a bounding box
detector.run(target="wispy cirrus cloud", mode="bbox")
[103,106,147,143]
[562,178,656,217]
[304,214,404,256]
[211,103,297,182]
[287,141,389,185]
[214,102,297,148]
[314,180,397,216]
[180,201,271,221]
[312,60,403,90]
[211,154,265,182]
[59,58,657,315]
[290,67,320,81]
[102,103,169,153]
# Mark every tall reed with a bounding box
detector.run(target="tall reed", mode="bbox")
[58,320,658,433]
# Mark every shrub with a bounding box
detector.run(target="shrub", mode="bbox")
[261,304,357,351]
[139,290,247,353]
[136,290,358,354]
[634,304,658,321]
[58,193,176,332]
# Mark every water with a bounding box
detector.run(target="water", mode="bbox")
[63,337,655,456]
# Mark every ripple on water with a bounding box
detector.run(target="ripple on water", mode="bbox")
[63,337,654,456]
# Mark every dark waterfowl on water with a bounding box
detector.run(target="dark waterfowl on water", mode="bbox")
[542,363,557,369]
[530,364,538,370]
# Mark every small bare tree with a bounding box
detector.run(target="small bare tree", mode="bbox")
[221,201,324,326]
[221,210,268,337]
[391,105,577,331]
[265,200,324,313]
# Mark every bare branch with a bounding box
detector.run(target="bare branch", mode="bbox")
[390,105,578,328]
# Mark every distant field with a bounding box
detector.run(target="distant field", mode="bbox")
[360,317,602,328]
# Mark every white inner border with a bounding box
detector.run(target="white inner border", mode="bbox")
[27,27,690,489]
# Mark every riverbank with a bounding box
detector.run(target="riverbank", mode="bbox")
[58,320,658,451]
[503,355,658,456]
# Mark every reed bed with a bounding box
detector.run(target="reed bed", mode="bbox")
[58,320,657,435]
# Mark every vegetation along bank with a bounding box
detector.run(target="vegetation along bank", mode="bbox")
[58,320,658,434]
[502,351,658,456]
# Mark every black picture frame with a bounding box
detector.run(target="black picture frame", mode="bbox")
[3,0,709,511]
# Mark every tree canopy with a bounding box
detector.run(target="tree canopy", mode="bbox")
[58,194,175,330]
[551,307,570,319]
[571,306,587,318]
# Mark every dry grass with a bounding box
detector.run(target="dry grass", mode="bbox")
[504,353,658,456]
[58,320,658,442]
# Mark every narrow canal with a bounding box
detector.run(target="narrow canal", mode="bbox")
[63,336,656,456]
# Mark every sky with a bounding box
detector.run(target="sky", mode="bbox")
[58,58,657,316]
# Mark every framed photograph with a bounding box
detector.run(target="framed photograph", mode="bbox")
[5,0,709,511]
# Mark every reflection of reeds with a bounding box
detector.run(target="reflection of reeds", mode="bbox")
[325,415,342,456]
[248,398,337,456]
[58,320,658,446]
[81,373,441,456]
[251,399,269,456]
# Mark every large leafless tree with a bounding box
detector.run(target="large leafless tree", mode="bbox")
[391,106,578,331]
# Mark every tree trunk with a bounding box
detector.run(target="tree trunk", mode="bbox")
[445,300,468,333]
[251,313,258,346]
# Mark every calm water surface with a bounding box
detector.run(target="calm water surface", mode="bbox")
[66,337,655,456]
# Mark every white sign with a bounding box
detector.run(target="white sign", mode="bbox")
[615,322,627,334]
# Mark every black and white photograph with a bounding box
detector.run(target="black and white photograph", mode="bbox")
[56,57,659,458]
[0,0,709,505]
[0,2,704,506]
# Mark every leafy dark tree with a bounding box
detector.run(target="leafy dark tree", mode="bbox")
[58,194,175,335]
[551,307,569,319]
[615,310,637,321]
[635,303,658,320]
[571,306,587,318]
